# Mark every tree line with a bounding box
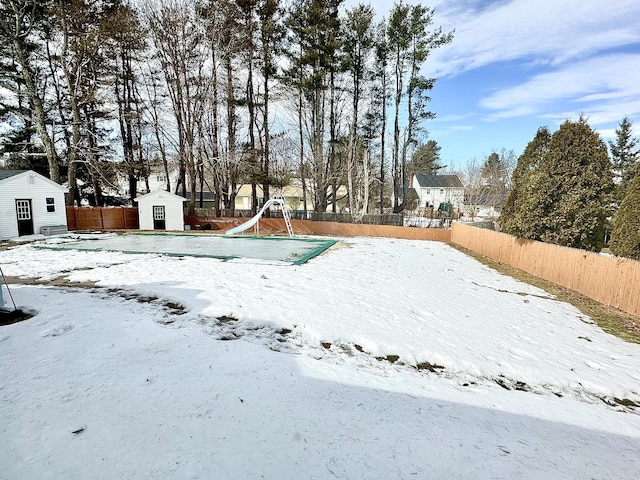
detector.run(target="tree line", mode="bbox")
[0,0,453,216]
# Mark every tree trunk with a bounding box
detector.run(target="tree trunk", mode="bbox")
[13,39,59,183]
[380,66,387,214]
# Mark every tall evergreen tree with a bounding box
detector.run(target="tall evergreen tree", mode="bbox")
[609,163,640,260]
[386,1,453,213]
[371,20,389,214]
[500,127,551,236]
[501,119,612,251]
[236,0,260,214]
[478,151,510,211]
[481,152,503,182]
[342,2,375,218]
[53,0,113,204]
[256,0,285,208]
[284,0,343,214]
[608,116,639,204]
[197,0,243,214]
[406,140,442,174]
[103,0,147,204]
[609,167,640,260]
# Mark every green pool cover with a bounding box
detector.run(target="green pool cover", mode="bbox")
[37,233,337,265]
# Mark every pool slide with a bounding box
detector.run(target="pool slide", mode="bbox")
[226,197,291,235]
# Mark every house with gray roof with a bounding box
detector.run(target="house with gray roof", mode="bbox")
[410,174,464,212]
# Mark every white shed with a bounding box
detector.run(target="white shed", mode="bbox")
[134,190,186,231]
[0,170,68,240]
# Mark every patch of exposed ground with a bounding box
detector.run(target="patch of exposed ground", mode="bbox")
[3,275,99,289]
[2,275,186,316]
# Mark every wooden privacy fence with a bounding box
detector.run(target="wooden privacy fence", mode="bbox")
[66,206,138,231]
[184,215,452,242]
[450,222,640,318]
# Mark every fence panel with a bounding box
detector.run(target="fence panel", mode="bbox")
[451,222,640,318]
[74,207,104,230]
[184,215,452,242]
[123,207,139,229]
[66,207,139,230]
[65,206,77,231]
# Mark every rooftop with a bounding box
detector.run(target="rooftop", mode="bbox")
[414,174,464,188]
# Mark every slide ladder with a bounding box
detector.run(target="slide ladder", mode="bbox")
[226,194,294,237]
[274,194,294,237]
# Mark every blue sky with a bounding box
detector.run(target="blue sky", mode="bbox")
[344,0,640,170]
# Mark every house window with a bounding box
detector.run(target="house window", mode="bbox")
[425,189,430,194]
[46,197,55,212]
[440,189,444,194]
[156,174,166,182]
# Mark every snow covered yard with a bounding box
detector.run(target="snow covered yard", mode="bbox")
[1,235,640,479]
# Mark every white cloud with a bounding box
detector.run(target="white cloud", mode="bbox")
[479,53,640,123]
[428,0,640,77]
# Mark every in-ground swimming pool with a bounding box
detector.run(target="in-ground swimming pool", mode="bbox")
[37,233,337,265]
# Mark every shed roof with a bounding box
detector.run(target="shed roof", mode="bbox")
[414,174,464,188]
[0,169,28,181]
[134,189,186,202]
[0,169,68,191]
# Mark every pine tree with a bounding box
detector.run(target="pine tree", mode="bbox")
[608,116,639,204]
[500,127,551,236]
[540,118,613,250]
[256,0,286,209]
[386,2,453,213]
[407,140,442,174]
[500,119,613,251]
[103,0,147,204]
[342,3,375,218]
[284,0,344,214]
[609,164,640,260]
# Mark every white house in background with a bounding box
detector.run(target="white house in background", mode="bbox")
[0,170,68,239]
[462,187,510,220]
[134,190,186,231]
[410,174,464,211]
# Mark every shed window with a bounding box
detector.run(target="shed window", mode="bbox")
[46,197,55,212]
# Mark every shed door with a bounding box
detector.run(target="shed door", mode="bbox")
[16,199,34,236]
[153,205,166,230]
